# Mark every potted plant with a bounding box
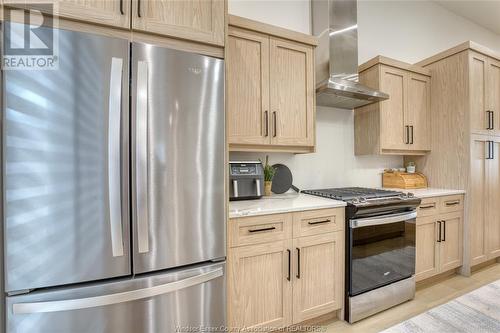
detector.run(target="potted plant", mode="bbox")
[262,155,275,196]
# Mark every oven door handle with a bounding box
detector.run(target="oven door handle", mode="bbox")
[350,211,417,228]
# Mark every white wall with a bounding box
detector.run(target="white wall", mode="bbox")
[228,0,500,190]
[228,0,311,34]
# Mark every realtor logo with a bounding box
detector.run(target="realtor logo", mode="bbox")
[2,3,59,70]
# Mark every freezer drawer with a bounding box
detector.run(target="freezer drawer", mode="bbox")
[6,262,225,333]
[2,24,131,292]
[131,43,225,274]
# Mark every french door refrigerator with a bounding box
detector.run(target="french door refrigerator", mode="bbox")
[2,24,225,332]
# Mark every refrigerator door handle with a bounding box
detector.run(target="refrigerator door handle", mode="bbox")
[136,60,150,254]
[108,57,124,257]
[12,267,223,315]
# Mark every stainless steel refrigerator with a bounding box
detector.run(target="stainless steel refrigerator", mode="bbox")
[2,24,225,332]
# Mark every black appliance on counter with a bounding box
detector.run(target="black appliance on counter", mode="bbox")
[302,187,421,323]
[229,161,264,201]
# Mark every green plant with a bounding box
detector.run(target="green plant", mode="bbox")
[262,155,275,181]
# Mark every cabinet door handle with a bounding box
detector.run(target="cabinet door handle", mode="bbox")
[410,126,414,144]
[445,201,460,206]
[287,249,291,281]
[442,220,446,242]
[248,226,276,233]
[420,204,435,210]
[487,111,493,130]
[492,111,495,130]
[273,111,277,137]
[308,219,331,225]
[437,221,441,243]
[492,141,495,160]
[486,141,493,160]
[405,125,410,144]
[296,247,301,279]
[137,0,142,17]
[119,0,124,14]
[264,111,269,137]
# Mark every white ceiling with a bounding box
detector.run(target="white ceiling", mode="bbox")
[434,0,500,35]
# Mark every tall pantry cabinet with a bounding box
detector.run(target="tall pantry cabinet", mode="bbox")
[406,42,500,274]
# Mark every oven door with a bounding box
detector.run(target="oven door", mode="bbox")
[349,211,416,296]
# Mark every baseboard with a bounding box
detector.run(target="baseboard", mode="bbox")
[416,269,457,289]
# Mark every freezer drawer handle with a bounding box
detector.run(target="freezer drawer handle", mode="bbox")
[108,57,124,257]
[136,60,150,253]
[350,211,417,228]
[12,267,223,315]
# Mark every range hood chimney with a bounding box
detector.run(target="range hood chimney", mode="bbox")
[312,0,389,109]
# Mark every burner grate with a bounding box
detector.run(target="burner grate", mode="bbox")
[302,187,402,201]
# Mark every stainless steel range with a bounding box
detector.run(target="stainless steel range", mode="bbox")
[302,187,421,323]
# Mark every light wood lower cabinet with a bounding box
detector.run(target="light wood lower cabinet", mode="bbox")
[415,195,464,282]
[228,208,344,331]
[292,232,343,323]
[228,240,292,330]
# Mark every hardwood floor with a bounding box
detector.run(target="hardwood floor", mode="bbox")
[320,263,500,333]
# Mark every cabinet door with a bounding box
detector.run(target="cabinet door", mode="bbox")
[7,0,130,28]
[470,137,489,265]
[487,58,500,131]
[270,38,314,147]
[487,140,500,259]
[379,66,408,151]
[228,241,292,330]
[292,232,343,324]
[227,28,270,146]
[407,73,431,151]
[415,217,439,281]
[131,0,225,46]
[469,52,488,132]
[439,212,463,272]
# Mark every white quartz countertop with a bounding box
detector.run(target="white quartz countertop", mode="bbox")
[229,193,346,219]
[383,188,465,199]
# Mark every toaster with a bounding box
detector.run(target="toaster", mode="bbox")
[229,161,264,201]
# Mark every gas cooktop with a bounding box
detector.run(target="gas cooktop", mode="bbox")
[302,187,413,203]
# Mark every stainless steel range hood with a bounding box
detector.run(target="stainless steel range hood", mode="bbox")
[312,0,389,109]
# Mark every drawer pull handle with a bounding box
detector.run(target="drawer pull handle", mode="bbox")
[308,219,331,225]
[419,205,435,209]
[248,226,276,233]
[445,201,460,206]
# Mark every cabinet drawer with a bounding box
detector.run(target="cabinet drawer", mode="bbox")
[293,208,344,238]
[417,197,439,217]
[440,195,464,214]
[229,213,292,247]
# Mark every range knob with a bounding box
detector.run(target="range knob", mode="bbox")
[351,197,360,204]
[359,197,367,203]
[399,193,408,199]
[407,192,415,198]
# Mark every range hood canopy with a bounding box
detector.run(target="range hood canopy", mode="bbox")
[312,0,389,109]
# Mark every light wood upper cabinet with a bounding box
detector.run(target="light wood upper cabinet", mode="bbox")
[228,240,292,330]
[131,0,225,46]
[469,53,488,133]
[227,27,270,145]
[379,66,407,151]
[470,52,500,133]
[227,15,318,153]
[355,56,431,155]
[292,232,342,323]
[407,73,431,151]
[6,0,131,28]
[270,38,314,147]
[487,58,500,131]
